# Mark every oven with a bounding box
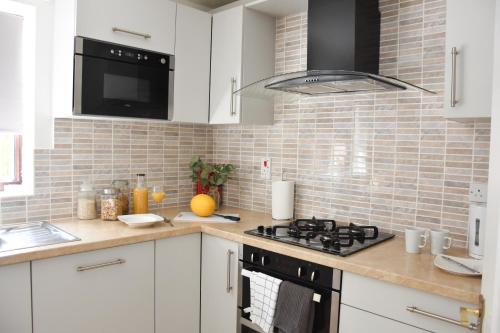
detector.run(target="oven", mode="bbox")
[238,245,342,333]
[73,36,174,120]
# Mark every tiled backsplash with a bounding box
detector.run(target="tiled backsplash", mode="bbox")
[0,0,491,248]
[212,0,491,246]
[0,119,212,224]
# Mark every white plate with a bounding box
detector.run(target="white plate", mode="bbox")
[434,255,483,277]
[118,214,165,228]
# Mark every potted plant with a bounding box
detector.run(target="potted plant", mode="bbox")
[189,156,235,209]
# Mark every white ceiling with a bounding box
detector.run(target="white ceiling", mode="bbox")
[186,0,238,9]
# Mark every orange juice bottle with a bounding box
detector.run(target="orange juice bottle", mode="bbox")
[133,174,149,214]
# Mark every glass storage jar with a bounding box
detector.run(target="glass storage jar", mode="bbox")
[112,179,129,215]
[133,174,149,214]
[101,188,120,221]
[77,182,97,220]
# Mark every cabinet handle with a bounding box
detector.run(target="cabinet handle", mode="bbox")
[230,77,237,116]
[406,306,479,330]
[77,259,126,272]
[226,249,234,293]
[450,47,459,107]
[112,27,151,39]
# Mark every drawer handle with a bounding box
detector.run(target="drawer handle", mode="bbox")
[112,27,151,39]
[77,259,126,272]
[406,306,479,331]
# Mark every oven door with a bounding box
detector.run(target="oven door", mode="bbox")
[74,53,173,120]
[238,262,339,333]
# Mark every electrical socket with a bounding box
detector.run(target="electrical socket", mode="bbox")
[260,158,271,179]
[469,183,488,203]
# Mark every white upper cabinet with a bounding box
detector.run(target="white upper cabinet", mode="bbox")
[0,263,32,333]
[444,0,495,119]
[173,4,212,124]
[210,6,275,125]
[76,0,176,54]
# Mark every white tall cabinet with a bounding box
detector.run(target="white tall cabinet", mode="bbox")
[201,234,240,333]
[209,6,275,125]
[173,4,212,123]
[155,233,201,333]
[32,242,155,333]
[0,262,32,333]
[444,0,495,119]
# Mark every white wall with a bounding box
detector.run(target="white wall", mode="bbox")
[482,0,500,331]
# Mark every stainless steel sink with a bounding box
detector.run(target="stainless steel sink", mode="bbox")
[0,222,80,253]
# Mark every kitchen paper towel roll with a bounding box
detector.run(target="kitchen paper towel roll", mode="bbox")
[272,181,295,220]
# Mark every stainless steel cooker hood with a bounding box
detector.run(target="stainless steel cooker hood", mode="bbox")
[235,0,434,99]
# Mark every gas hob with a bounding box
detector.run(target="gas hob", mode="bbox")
[245,217,395,257]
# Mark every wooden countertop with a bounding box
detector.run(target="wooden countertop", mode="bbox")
[0,207,481,305]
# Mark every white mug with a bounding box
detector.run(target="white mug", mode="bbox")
[405,227,428,254]
[430,229,452,255]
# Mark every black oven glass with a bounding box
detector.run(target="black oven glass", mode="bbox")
[75,37,173,120]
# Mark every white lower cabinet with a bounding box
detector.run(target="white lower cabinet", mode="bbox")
[0,262,32,333]
[339,305,427,333]
[32,242,155,333]
[341,272,477,333]
[201,234,239,333]
[155,233,201,333]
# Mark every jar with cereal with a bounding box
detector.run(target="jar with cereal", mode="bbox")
[101,188,120,221]
[112,179,129,215]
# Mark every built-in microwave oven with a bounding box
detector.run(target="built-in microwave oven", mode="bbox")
[73,36,174,120]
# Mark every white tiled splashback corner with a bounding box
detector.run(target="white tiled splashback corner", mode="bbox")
[0,0,491,249]
[0,119,213,225]
[211,0,491,247]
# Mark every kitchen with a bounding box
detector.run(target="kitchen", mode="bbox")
[0,0,499,332]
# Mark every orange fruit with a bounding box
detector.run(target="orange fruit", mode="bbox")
[190,194,216,217]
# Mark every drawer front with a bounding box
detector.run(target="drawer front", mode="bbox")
[342,272,474,333]
[339,305,427,333]
[32,241,154,333]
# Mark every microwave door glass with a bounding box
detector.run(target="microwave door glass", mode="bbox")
[80,56,169,119]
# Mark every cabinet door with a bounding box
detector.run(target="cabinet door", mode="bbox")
[76,0,176,54]
[0,262,32,333]
[209,6,243,124]
[156,234,201,333]
[201,234,239,333]
[32,242,154,333]
[444,0,495,119]
[173,5,211,124]
[339,305,427,333]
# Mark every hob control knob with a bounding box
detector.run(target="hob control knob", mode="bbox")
[265,227,273,236]
[250,252,259,263]
[257,226,265,234]
[297,266,307,277]
[261,255,270,266]
[311,270,319,282]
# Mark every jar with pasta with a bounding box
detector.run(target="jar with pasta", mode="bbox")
[101,188,120,221]
[77,182,96,220]
[112,179,129,215]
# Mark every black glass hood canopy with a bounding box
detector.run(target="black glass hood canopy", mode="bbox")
[235,0,434,99]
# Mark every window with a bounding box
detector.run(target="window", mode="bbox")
[0,1,35,197]
[0,134,22,191]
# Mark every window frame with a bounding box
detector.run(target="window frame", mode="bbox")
[0,135,22,191]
